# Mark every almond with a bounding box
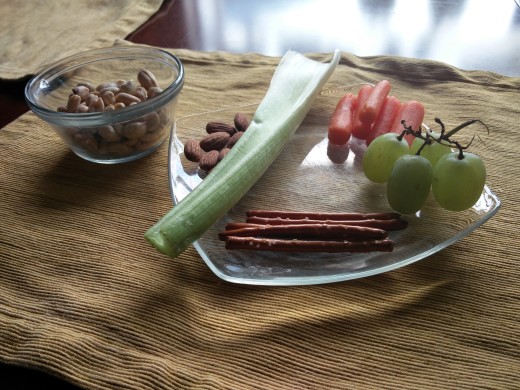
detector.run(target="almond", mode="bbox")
[184,139,203,162]
[200,132,230,152]
[199,150,219,171]
[218,147,230,161]
[206,121,236,135]
[234,112,250,132]
[226,131,244,148]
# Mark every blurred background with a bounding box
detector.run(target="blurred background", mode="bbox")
[131,0,520,76]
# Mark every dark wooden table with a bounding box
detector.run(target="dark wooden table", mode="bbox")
[1,0,519,387]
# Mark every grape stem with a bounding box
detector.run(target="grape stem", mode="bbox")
[400,118,488,160]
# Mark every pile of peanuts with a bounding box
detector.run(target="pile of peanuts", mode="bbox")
[57,69,172,157]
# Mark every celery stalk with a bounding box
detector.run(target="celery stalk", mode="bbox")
[145,50,341,257]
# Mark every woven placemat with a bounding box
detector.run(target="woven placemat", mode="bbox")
[0,43,519,389]
[0,0,163,80]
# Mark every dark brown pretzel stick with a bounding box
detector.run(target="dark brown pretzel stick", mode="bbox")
[219,223,388,241]
[245,216,408,231]
[246,210,402,221]
[224,237,394,253]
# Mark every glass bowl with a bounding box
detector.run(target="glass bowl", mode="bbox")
[25,46,184,164]
[169,87,501,286]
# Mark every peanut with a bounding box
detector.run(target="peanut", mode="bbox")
[115,92,141,106]
[101,90,116,106]
[77,103,89,113]
[66,94,82,112]
[56,69,173,159]
[138,69,159,90]
[98,125,120,142]
[144,112,161,131]
[85,93,98,106]
[72,85,90,101]
[119,80,137,95]
[134,86,148,102]
[96,81,118,92]
[88,97,105,112]
[121,122,147,140]
[147,86,163,98]
[99,86,120,96]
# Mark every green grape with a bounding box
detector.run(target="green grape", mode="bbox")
[432,152,486,211]
[410,131,451,167]
[362,133,410,183]
[387,155,433,214]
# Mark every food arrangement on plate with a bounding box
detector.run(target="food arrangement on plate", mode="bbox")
[145,50,500,285]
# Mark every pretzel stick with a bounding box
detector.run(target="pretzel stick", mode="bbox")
[219,223,387,241]
[246,210,401,221]
[245,216,408,231]
[224,237,394,253]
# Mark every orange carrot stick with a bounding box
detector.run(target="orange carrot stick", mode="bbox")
[365,96,401,146]
[390,100,425,145]
[358,80,392,125]
[351,84,374,140]
[327,93,357,145]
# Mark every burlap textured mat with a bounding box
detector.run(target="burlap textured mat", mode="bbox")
[0,0,163,80]
[0,43,519,389]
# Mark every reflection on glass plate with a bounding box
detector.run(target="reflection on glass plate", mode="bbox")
[168,87,501,286]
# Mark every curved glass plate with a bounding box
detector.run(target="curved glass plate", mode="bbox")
[168,87,501,286]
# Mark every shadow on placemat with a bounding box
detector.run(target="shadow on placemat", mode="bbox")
[0,362,82,389]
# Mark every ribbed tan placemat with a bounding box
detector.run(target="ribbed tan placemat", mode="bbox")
[1,43,519,389]
[0,0,163,80]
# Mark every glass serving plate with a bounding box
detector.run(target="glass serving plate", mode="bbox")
[168,86,501,286]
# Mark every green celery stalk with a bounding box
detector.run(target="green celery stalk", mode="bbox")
[145,50,341,257]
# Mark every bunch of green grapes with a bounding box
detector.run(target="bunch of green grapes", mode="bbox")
[362,119,487,214]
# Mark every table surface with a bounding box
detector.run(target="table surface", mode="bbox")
[1,0,519,387]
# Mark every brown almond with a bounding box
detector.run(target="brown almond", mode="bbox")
[218,147,230,161]
[200,132,230,152]
[184,139,203,162]
[206,121,236,136]
[199,150,219,171]
[226,131,244,148]
[234,112,250,132]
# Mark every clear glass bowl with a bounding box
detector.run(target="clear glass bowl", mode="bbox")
[169,87,501,286]
[25,46,184,164]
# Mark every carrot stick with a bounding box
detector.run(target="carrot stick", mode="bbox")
[390,100,425,145]
[327,93,357,145]
[351,85,375,140]
[358,79,392,125]
[365,96,401,146]
[246,209,401,221]
[219,223,388,241]
[224,237,394,253]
